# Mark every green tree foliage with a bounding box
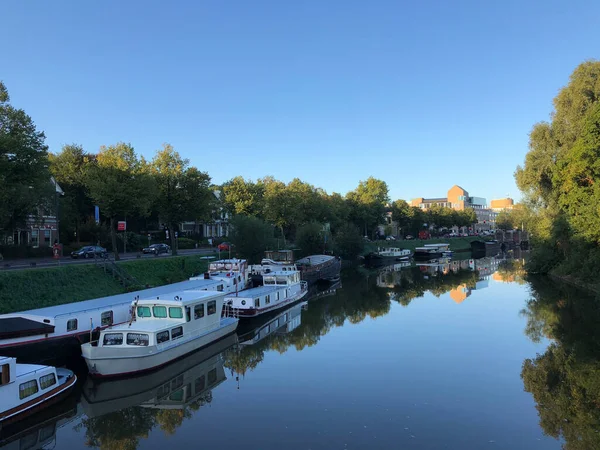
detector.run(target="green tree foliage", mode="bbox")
[221,176,265,217]
[150,144,213,255]
[495,210,514,230]
[346,177,389,238]
[48,144,95,243]
[333,223,363,259]
[391,199,411,234]
[295,222,330,257]
[85,143,155,259]
[0,81,52,238]
[229,215,275,263]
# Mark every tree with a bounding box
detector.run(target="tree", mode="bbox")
[391,199,411,235]
[150,144,213,255]
[495,210,514,231]
[229,215,276,263]
[346,177,389,238]
[221,176,265,217]
[0,81,52,240]
[333,223,363,260]
[85,143,155,259]
[322,192,350,233]
[296,222,329,257]
[48,144,94,243]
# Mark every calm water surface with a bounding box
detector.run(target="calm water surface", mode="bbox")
[7,255,598,449]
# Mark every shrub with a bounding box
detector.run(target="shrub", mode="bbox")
[333,224,364,260]
[177,237,196,249]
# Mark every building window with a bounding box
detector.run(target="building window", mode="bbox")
[171,326,183,339]
[194,304,205,319]
[103,333,123,346]
[127,333,149,346]
[19,379,39,399]
[157,331,170,343]
[137,306,152,318]
[39,373,56,390]
[254,298,260,308]
[67,319,77,332]
[207,300,216,315]
[169,307,183,319]
[265,295,270,305]
[101,311,113,326]
[31,230,39,247]
[44,229,51,244]
[153,306,167,318]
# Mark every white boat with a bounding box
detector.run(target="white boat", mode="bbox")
[0,259,249,356]
[414,243,451,260]
[225,270,308,317]
[81,290,238,378]
[237,301,307,346]
[250,251,341,284]
[364,247,412,264]
[0,356,77,425]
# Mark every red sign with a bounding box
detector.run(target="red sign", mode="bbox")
[117,221,126,231]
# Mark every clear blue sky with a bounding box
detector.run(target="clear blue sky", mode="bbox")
[3,0,599,204]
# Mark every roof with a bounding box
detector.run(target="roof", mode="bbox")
[106,318,183,333]
[0,317,55,339]
[263,271,299,276]
[225,285,278,299]
[10,278,222,319]
[138,289,223,306]
[296,255,334,265]
[419,197,448,203]
[16,363,49,377]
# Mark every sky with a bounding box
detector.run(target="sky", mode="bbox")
[2,0,599,204]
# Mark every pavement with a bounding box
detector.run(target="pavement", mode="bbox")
[0,247,226,271]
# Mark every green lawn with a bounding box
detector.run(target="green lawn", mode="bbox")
[0,255,212,314]
[363,236,487,255]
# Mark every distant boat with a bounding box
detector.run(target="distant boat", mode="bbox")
[364,247,412,265]
[0,356,77,426]
[0,259,249,359]
[470,240,501,257]
[414,243,450,260]
[250,251,341,285]
[81,289,238,378]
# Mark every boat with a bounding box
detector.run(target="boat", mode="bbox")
[0,356,77,426]
[80,289,238,378]
[364,247,412,265]
[414,243,451,260]
[0,259,249,359]
[224,270,308,318]
[250,250,341,285]
[81,333,237,418]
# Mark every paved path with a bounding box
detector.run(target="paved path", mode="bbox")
[0,248,225,271]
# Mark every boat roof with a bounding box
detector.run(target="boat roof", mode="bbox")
[106,319,183,333]
[263,270,299,276]
[225,285,278,299]
[138,289,223,306]
[209,258,247,264]
[16,363,51,377]
[423,243,449,247]
[0,317,55,338]
[296,255,334,265]
[9,278,221,319]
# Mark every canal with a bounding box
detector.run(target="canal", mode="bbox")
[4,253,598,449]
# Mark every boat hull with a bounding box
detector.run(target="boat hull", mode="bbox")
[83,318,238,378]
[299,257,342,283]
[413,252,442,260]
[236,289,309,318]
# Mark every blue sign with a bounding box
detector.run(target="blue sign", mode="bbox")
[95,206,100,224]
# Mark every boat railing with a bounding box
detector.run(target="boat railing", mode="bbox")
[300,281,308,292]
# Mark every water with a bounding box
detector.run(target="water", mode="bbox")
[4,255,599,449]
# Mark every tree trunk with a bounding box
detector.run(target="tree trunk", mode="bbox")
[170,222,178,256]
[110,217,119,261]
[280,225,286,247]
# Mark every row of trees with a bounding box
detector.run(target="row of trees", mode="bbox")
[513,60,600,279]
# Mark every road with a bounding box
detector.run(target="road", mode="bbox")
[0,248,225,271]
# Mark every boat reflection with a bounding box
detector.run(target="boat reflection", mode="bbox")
[81,333,237,418]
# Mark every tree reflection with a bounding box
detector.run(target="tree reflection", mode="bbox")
[521,276,600,449]
[82,407,157,450]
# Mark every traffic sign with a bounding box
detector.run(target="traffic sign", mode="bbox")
[117,221,126,231]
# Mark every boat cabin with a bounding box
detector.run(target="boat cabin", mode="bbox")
[207,259,247,274]
[264,250,295,263]
[423,243,450,251]
[92,290,226,350]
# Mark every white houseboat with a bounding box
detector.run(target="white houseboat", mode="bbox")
[250,251,341,285]
[81,289,238,378]
[0,259,249,358]
[414,243,451,260]
[0,357,77,426]
[225,270,308,318]
[364,247,412,265]
[237,301,307,345]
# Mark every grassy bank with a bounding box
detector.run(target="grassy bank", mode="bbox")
[0,255,212,314]
[363,236,486,255]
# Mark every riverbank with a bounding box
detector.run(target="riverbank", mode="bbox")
[0,255,211,314]
[363,236,485,255]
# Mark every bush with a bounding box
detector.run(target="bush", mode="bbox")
[229,215,276,263]
[333,224,364,260]
[177,237,196,249]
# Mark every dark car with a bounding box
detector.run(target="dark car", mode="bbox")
[71,245,108,259]
[143,243,171,255]
[217,242,231,251]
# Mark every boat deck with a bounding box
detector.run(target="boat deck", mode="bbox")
[296,255,333,266]
[225,285,278,299]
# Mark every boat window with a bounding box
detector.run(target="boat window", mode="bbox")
[153,306,167,318]
[195,375,205,392]
[170,389,185,402]
[207,300,217,315]
[172,374,184,390]
[254,298,260,308]
[39,424,55,442]
[67,319,78,332]
[276,292,280,300]
[264,278,275,285]
[127,333,149,346]
[103,333,123,346]
[1,364,9,385]
[238,275,241,282]
[171,326,183,339]
[276,276,287,284]
[207,368,217,385]
[101,311,113,326]
[265,295,270,305]
[157,382,170,399]
[194,304,205,319]
[233,278,237,285]
[169,307,183,319]
[39,373,56,390]
[217,284,223,292]
[19,379,39,399]
[137,306,152,318]
[284,289,288,298]
[157,331,169,343]
[185,306,191,322]
[20,432,38,449]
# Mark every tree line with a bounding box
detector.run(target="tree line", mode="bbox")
[1,79,479,261]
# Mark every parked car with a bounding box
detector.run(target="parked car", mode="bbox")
[142,243,171,255]
[385,236,396,241]
[405,235,414,240]
[71,246,108,259]
[218,242,232,251]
